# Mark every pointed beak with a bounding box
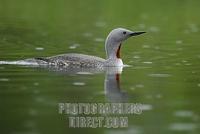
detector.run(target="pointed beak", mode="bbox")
[130,31,146,36]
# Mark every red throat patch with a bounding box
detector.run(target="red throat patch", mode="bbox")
[116,44,121,58]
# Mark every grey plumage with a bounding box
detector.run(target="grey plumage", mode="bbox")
[31,53,106,68]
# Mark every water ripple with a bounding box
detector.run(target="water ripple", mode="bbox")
[169,123,197,131]
[73,82,85,86]
[148,73,171,78]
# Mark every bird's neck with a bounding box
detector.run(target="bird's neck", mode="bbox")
[105,39,122,60]
[105,39,123,66]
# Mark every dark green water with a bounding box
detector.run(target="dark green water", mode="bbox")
[0,0,200,134]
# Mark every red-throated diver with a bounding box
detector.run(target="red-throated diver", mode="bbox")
[0,28,145,67]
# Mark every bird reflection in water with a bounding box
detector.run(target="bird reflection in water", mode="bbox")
[104,67,128,102]
[35,65,129,102]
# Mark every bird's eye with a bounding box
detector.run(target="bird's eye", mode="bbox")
[123,31,126,35]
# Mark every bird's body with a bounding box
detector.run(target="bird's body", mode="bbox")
[0,28,145,68]
[25,53,124,68]
[30,53,106,68]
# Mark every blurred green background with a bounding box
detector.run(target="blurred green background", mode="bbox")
[0,0,200,134]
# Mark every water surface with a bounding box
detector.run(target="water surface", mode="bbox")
[0,0,200,134]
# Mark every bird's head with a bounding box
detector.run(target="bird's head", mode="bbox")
[105,28,145,59]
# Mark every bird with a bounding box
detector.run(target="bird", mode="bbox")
[0,28,145,68]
